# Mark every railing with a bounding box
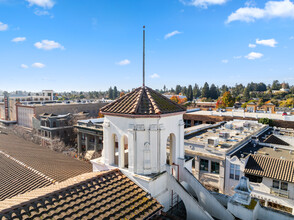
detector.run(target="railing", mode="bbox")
[270,187,289,198]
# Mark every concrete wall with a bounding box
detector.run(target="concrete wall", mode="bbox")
[17,106,34,128]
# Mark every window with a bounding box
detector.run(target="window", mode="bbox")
[273,180,288,191]
[200,159,208,171]
[211,161,220,174]
[281,182,288,191]
[273,180,279,189]
[230,164,240,180]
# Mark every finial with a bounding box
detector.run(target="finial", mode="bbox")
[143,26,145,87]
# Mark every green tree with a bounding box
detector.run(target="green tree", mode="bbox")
[243,87,250,102]
[209,84,218,100]
[108,87,113,99]
[193,83,201,99]
[175,85,182,94]
[272,80,281,90]
[187,85,193,101]
[201,82,210,98]
[113,86,118,99]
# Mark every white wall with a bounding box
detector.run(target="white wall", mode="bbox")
[17,106,34,128]
[102,113,185,175]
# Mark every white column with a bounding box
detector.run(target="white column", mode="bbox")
[119,136,124,168]
[178,119,185,160]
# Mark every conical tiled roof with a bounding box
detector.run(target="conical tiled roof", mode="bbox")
[100,86,186,116]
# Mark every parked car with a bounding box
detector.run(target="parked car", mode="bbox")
[282,112,287,116]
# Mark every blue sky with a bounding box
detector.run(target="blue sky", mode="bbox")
[0,0,294,92]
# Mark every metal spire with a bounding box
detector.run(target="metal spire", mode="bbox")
[143,25,145,87]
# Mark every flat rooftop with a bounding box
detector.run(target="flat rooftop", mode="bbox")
[186,110,294,121]
[185,120,266,157]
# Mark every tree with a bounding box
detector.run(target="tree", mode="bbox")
[175,85,182,94]
[108,87,113,99]
[120,92,125,97]
[209,84,218,100]
[193,83,201,99]
[201,82,210,98]
[187,85,193,101]
[113,86,118,99]
[163,85,167,93]
[243,87,250,102]
[181,86,187,96]
[220,85,228,95]
[170,95,187,104]
[272,80,281,90]
[217,91,235,109]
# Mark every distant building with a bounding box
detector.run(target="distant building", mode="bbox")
[75,118,104,157]
[16,101,107,128]
[246,102,275,113]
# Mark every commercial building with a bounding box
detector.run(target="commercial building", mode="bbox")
[184,120,267,193]
[0,90,54,123]
[16,101,107,129]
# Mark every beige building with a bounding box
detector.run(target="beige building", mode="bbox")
[17,101,107,128]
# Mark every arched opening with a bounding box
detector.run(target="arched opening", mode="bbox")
[121,135,128,168]
[112,134,119,166]
[166,133,176,165]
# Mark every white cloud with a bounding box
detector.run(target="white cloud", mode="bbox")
[34,40,64,50]
[116,59,130,66]
[256,38,278,47]
[26,0,54,9]
[12,37,26,42]
[245,52,263,60]
[0,22,8,31]
[34,10,50,16]
[20,64,29,69]
[290,36,294,40]
[150,73,160,78]
[221,59,229,63]
[233,55,242,59]
[226,0,294,23]
[249,43,256,48]
[164,30,182,39]
[181,0,228,8]
[32,62,45,68]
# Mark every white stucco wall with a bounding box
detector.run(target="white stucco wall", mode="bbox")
[102,113,185,175]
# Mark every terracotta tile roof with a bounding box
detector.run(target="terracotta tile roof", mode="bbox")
[0,169,163,220]
[0,154,52,202]
[100,86,186,116]
[264,134,290,146]
[244,155,294,183]
[0,132,92,183]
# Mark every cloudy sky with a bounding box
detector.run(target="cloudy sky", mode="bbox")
[0,0,294,92]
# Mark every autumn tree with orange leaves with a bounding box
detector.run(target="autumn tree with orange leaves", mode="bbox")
[170,95,187,104]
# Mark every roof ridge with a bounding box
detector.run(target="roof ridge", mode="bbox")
[130,87,144,114]
[145,87,161,114]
